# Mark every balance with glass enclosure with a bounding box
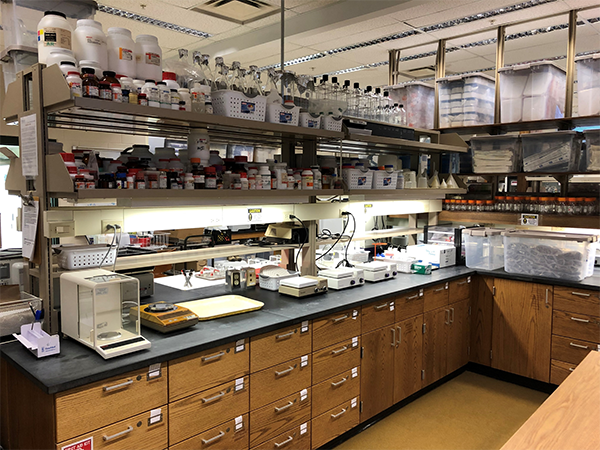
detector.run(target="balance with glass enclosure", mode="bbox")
[60,269,151,359]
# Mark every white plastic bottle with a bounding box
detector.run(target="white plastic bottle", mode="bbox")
[142,80,160,107]
[73,20,107,73]
[106,27,136,78]
[259,166,271,190]
[157,81,170,109]
[37,11,73,64]
[301,169,314,190]
[187,130,210,165]
[59,61,77,77]
[162,72,180,91]
[46,48,76,68]
[135,35,162,81]
[66,71,82,98]
[178,88,191,111]
[311,165,322,190]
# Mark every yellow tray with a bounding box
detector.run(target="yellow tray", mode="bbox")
[175,295,264,321]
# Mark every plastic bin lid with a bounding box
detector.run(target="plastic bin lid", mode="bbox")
[575,52,600,62]
[519,130,579,140]
[462,72,495,82]
[389,81,434,89]
[437,72,495,83]
[463,228,505,237]
[498,61,566,73]
[470,134,520,142]
[501,230,598,242]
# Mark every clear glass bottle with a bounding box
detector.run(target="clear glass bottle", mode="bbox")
[360,86,372,119]
[556,197,567,214]
[246,65,263,97]
[213,57,230,90]
[398,104,407,126]
[280,70,298,106]
[229,61,245,92]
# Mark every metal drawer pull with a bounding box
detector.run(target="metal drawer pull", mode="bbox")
[434,287,445,292]
[276,331,295,340]
[450,307,455,324]
[397,326,402,345]
[571,292,591,297]
[103,379,133,392]
[545,289,550,308]
[571,317,590,323]
[274,436,294,448]
[275,366,295,376]
[274,401,294,413]
[202,351,225,362]
[103,426,133,441]
[331,377,348,387]
[445,309,450,325]
[569,367,575,372]
[331,345,348,355]
[391,328,396,347]
[332,314,349,323]
[202,391,226,403]
[457,281,468,285]
[569,342,589,349]
[202,431,225,445]
[407,294,419,300]
[374,303,388,310]
[331,408,347,419]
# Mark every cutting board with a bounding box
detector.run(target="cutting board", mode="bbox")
[175,295,264,321]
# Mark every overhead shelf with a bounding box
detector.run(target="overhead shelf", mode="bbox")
[318,133,468,154]
[437,115,600,135]
[317,227,423,246]
[438,211,600,229]
[345,188,467,201]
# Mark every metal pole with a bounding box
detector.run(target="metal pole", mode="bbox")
[494,26,506,124]
[564,10,577,118]
[280,0,285,100]
[433,39,446,129]
[388,49,400,86]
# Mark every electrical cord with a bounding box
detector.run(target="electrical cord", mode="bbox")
[316,218,350,262]
[336,211,356,268]
[289,215,307,272]
[99,225,117,268]
[112,225,122,272]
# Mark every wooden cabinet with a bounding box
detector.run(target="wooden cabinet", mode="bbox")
[550,359,577,385]
[491,279,553,382]
[393,315,423,403]
[361,299,395,334]
[551,335,596,365]
[312,336,360,385]
[394,289,424,321]
[553,286,600,317]
[251,422,310,450]
[553,310,600,344]
[170,415,249,450]
[312,366,360,417]
[449,277,471,303]
[470,276,494,366]
[423,282,449,312]
[422,306,449,386]
[312,308,361,351]
[447,298,470,374]
[360,327,395,421]
[311,397,360,450]
[250,324,312,373]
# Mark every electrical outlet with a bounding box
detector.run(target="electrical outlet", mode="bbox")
[101,220,124,233]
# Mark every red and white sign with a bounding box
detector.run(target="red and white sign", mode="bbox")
[61,437,93,450]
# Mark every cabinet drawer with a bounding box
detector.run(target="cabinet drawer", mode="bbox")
[170,340,249,401]
[361,299,395,334]
[310,397,359,450]
[553,310,600,344]
[56,365,168,442]
[169,414,249,450]
[551,335,597,365]
[251,422,311,450]
[550,359,577,385]
[251,355,312,410]
[449,277,471,302]
[312,336,360,385]
[312,366,360,417]
[313,308,360,352]
[251,323,312,373]
[423,282,449,312]
[170,376,249,445]
[250,389,311,447]
[56,408,167,450]
[394,289,424,322]
[554,286,600,317]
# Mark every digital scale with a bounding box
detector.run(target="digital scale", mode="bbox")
[318,268,365,290]
[278,276,328,298]
[354,261,398,282]
[131,302,199,333]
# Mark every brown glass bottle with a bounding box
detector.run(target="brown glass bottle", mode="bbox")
[81,68,99,99]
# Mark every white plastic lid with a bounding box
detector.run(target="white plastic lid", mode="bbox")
[107,27,132,37]
[79,59,101,67]
[464,228,504,237]
[575,52,600,62]
[280,276,317,288]
[499,60,566,74]
[136,34,159,42]
[520,130,578,140]
[76,19,103,30]
[390,81,434,89]
[502,230,598,242]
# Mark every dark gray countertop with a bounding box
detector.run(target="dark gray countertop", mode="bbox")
[1,266,598,395]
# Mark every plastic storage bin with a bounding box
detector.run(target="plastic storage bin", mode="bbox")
[575,53,600,117]
[463,228,504,270]
[372,169,397,189]
[499,61,566,122]
[437,73,495,127]
[0,292,43,337]
[342,168,374,190]
[211,90,267,121]
[582,129,600,171]
[521,131,582,172]
[470,135,521,173]
[503,230,598,281]
[389,81,435,129]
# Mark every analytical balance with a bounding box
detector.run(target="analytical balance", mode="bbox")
[354,261,398,282]
[60,269,151,359]
[318,268,365,290]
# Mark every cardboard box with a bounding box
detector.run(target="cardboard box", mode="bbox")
[406,244,456,268]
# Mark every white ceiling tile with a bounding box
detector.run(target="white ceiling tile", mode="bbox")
[306,23,413,52]
[243,10,297,29]
[290,0,342,14]
[220,41,302,64]
[387,0,477,23]
[562,0,600,9]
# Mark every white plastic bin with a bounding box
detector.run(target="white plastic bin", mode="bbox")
[499,61,566,122]
[437,73,495,127]
[575,53,600,117]
[521,131,581,173]
[503,230,598,281]
[463,228,504,270]
[389,81,435,129]
[582,129,600,171]
[470,135,521,173]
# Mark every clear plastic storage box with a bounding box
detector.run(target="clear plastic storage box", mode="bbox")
[520,131,582,173]
[582,129,600,171]
[463,228,505,270]
[499,61,566,122]
[503,230,598,281]
[470,135,521,173]
[389,81,435,129]
[437,73,495,128]
[575,53,600,117]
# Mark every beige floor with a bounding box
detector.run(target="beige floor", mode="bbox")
[335,371,549,450]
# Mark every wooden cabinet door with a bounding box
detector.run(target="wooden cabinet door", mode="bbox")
[447,298,470,374]
[422,306,449,387]
[470,276,494,366]
[360,327,395,421]
[393,314,423,403]
[491,279,553,382]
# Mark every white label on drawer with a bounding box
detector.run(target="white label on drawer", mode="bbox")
[351,397,357,408]
[352,337,358,348]
[61,437,93,450]
[235,339,245,353]
[149,408,162,425]
[301,355,308,368]
[301,320,309,333]
[352,367,358,378]
[352,310,358,319]
[419,289,424,297]
[597,344,600,352]
[300,422,307,435]
[390,301,395,311]
[300,388,308,401]
[235,415,243,431]
[467,276,471,283]
[235,377,244,391]
[148,363,161,379]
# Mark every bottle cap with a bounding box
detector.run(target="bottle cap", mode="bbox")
[103,71,116,77]
[162,71,176,81]
[354,82,360,88]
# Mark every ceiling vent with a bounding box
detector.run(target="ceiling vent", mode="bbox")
[191,0,280,25]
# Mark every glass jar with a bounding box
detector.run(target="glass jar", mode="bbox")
[584,198,597,215]
[495,196,505,212]
[573,198,584,215]
[547,197,557,214]
[485,200,494,212]
[475,200,484,212]
[466,200,475,211]
[556,197,567,215]
[566,197,577,215]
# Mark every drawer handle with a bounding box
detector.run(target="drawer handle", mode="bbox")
[569,367,575,372]
[571,291,591,297]
[332,314,349,324]
[397,326,402,345]
[201,391,226,403]
[407,294,419,300]
[545,289,550,308]
[331,377,348,387]
[103,379,133,392]
[275,366,295,377]
[571,317,590,323]
[202,430,225,445]
[274,401,294,413]
[331,408,347,419]
[445,309,450,325]
[374,303,388,310]
[569,342,589,349]
[274,436,294,448]
[434,287,445,292]
[103,426,133,442]
[391,327,396,347]
[331,345,348,355]
[450,307,455,324]
[202,351,225,362]
[457,281,468,285]
[276,330,295,340]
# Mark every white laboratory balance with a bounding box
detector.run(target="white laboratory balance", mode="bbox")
[60,269,151,359]
[353,261,398,282]
[318,268,365,290]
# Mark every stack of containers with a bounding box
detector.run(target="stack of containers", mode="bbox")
[582,129,600,171]
[498,61,566,122]
[520,131,582,172]
[470,135,521,173]
[575,53,600,117]
[388,81,435,129]
[463,228,505,270]
[437,73,495,127]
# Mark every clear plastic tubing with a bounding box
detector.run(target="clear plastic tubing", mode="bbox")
[106,27,136,78]
[73,20,108,73]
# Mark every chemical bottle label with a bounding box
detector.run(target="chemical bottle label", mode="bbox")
[39,27,72,49]
[145,52,161,66]
[119,47,133,61]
